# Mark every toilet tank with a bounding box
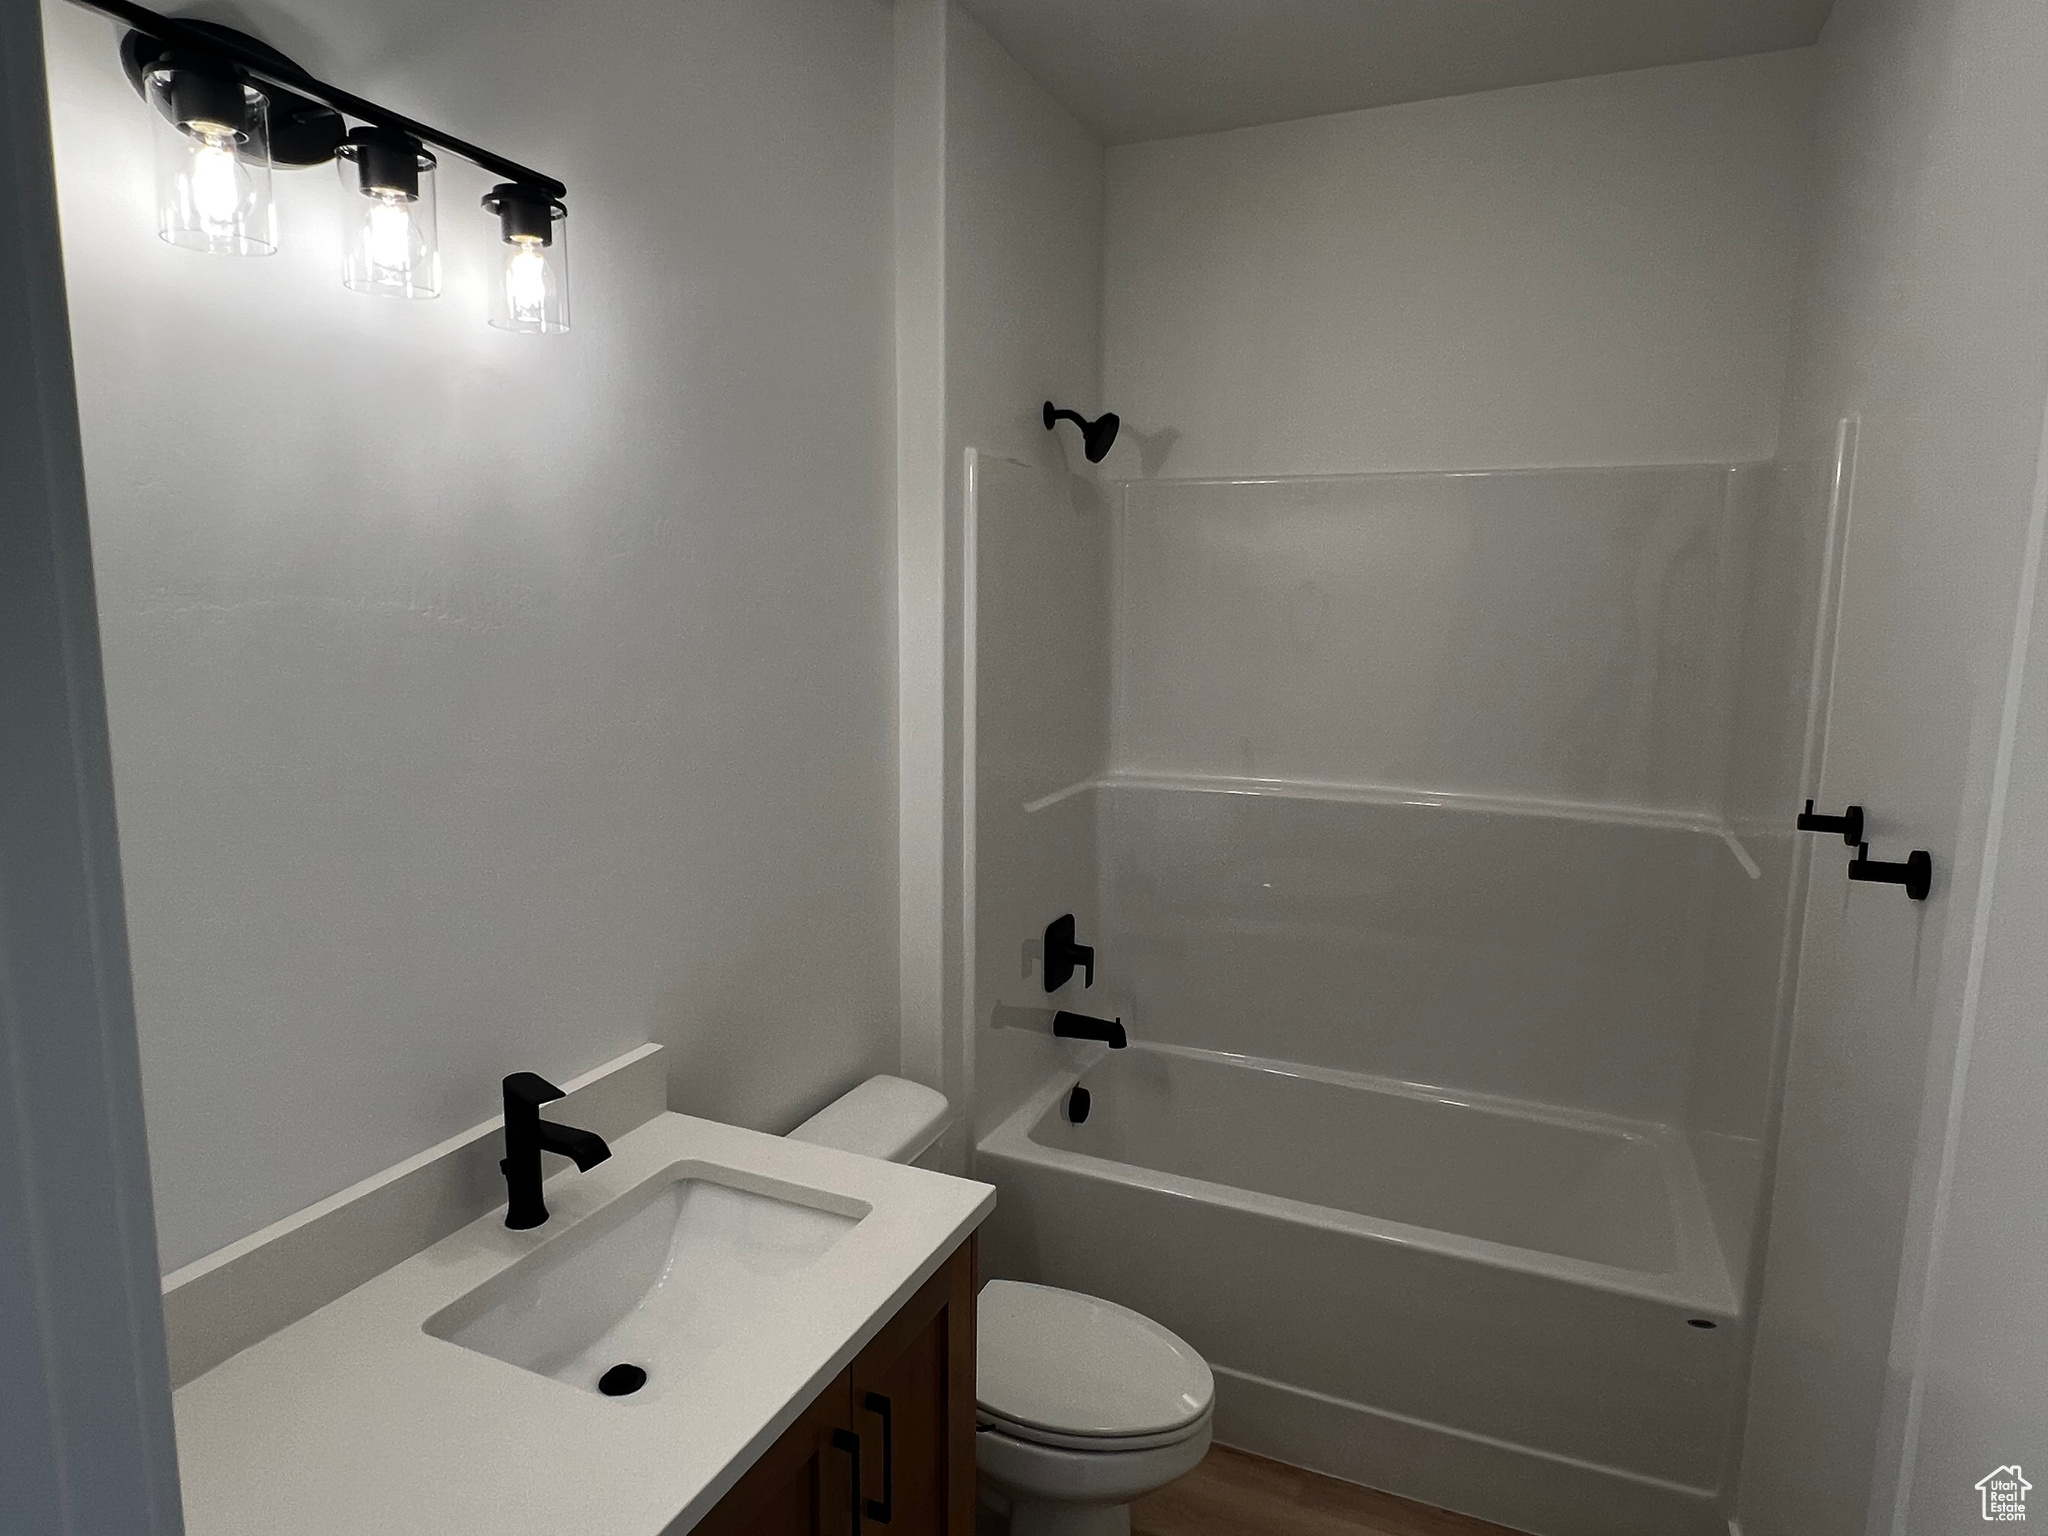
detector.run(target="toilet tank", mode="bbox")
[787,1075,951,1166]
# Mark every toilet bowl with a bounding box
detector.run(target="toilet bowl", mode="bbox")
[975,1280,1213,1536]
[789,1079,1215,1536]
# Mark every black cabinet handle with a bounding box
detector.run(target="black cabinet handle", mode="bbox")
[831,1428,862,1535]
[862,1393,894,1523]
[1848,844,1932,901]
[1798,800,1865,846]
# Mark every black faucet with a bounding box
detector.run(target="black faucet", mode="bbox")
[501,1072,612,1230]
[1053,1010,1127,1049]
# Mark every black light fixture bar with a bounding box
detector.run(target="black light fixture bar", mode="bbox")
[66,0,565,199]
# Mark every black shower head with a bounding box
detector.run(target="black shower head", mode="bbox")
[1043,401,1120,464]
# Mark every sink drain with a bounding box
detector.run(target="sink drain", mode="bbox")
[598,1363,648,1397]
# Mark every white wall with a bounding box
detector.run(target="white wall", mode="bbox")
[1682,447,1850,1301]
[1736,1,2048,1532]
[935,4,1106,1144]
[43,0,900,1271]
[1889,445,2048,1531]
[895,0,948,1130]
[1098,788,1728,1124]
[1100,49,1814,480]
[969,456,1111,1142]
[945,7,1104,478]
[1111,467,1759,813]
[2,0,181,1521]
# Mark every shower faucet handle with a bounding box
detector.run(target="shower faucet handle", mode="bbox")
[1044,913,1094,992]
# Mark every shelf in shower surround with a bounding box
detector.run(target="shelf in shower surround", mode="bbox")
[1022,771,1762,878]
[1099,461,1771,489]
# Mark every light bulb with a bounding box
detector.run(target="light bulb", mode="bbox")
[505,240,551,326]
[484,183,569,332]
[188,128,243,229]
[365,197,414,274]
[337,132,439,298]
[149,72,274,255]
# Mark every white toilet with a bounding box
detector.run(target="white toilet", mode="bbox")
[973,1279,1213,1536]
[790,1077,1216,1536]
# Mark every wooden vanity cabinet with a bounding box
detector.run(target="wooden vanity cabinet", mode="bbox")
[690,1235,978,1536]
[687,1374,858,1536]
[846,1232,978,1536]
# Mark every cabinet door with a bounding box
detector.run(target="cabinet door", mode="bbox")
[692,1369,858,1536]
[848,1237,977,1536]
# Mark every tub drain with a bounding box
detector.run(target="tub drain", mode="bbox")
[599,1363,648,1397]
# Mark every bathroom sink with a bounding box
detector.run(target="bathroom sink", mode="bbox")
[426,1170,865,1397]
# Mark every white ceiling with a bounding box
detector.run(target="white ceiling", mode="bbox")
[954,0,1834,144]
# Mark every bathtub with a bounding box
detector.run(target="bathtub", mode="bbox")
[975,1043,1743,1536]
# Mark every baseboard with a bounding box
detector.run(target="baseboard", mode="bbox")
[1211,1364,1727,1536]
[161,1042,665,1386]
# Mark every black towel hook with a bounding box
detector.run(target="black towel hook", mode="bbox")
[1848,843,1933,901]
[1797,799,1865,846]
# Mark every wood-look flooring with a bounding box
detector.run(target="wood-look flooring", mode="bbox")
[1130,1445,1525,1536]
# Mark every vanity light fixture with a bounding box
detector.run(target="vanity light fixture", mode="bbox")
[84,0,570,330]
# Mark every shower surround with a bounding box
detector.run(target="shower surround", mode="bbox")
[966,456,1820,1535]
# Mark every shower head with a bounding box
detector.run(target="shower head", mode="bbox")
[1043,401,1120,464]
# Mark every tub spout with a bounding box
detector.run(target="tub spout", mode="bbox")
[1053,1010,1126,1049]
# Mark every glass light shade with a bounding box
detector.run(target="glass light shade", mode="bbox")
[486,195,569,334]
[338,136,440,299]
[147,69,275,255]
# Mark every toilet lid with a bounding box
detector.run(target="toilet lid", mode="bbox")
[976,1281,1213,1440]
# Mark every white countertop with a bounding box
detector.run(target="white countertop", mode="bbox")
[172,1111,995,1536]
